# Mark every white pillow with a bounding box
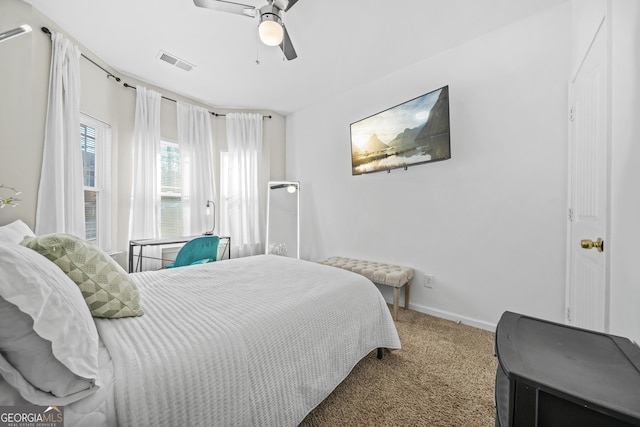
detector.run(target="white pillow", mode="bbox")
[0,220,35,244]
[0,243,100,405]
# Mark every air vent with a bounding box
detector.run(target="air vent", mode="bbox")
[157,50,195,72]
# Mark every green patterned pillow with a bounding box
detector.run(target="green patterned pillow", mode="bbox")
[21,233,144,318]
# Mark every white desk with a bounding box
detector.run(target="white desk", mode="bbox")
[128,235,230,272]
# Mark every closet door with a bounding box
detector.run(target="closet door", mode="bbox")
[566,11,609,332]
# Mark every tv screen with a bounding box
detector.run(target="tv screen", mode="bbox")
[350,85,451,175]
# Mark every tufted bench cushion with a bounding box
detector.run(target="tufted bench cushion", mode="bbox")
[316,257,414,287]
[316,256,413,320]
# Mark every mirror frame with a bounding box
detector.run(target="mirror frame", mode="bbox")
[265,181,300,259]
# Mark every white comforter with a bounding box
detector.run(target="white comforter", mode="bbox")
[95,255,400,427]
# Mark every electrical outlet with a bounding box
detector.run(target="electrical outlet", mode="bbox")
[424,274,435,288]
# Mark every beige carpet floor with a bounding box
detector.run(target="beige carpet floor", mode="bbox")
[300,308,498,427]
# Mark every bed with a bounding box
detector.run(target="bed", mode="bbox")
[0,221,401,427]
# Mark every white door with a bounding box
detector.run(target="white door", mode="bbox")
[566,17,609,332]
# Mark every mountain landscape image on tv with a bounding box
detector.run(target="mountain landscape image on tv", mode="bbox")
[350,85,451,175]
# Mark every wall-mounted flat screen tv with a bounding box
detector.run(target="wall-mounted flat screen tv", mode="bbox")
[350,85,450,175]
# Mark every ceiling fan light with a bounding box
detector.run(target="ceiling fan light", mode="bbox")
[258,16,284,46]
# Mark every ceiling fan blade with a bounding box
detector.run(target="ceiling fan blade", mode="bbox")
[283,0,300,12]
[279,26,297,60]
[273,0,299,12]
[193,0,256,17]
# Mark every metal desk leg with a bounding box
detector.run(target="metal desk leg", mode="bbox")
[136,247,143,272]
[128,243,133,273]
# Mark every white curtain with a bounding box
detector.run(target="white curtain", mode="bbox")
[223,113,264,258]
[177,101,216,236]
[129,86,161,252]
[35,32,84,237]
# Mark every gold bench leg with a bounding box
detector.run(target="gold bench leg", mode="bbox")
[405,281,410,310]
[393,287,399,321]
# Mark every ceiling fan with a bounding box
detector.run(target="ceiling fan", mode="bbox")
[193,0,300,60]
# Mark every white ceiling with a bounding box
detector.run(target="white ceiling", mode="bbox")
[23,0,567,115]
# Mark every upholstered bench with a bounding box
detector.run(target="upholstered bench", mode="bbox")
[316,257,414,321]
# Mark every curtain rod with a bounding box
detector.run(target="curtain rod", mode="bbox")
[41,27,271,119]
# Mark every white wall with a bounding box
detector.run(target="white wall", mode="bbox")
[609,0,640,343]
[0,0,50,229]
[287,4,572,330]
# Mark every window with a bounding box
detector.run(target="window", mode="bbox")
[80,114,111,251]
[160,141,182,237]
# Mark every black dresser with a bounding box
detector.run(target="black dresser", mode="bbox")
[495,311,640,427]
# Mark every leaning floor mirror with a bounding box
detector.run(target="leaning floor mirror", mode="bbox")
[265,181,300,259]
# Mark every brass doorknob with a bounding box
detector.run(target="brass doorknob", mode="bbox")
[581,238,604,252]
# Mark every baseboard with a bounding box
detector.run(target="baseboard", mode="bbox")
[384,297,497,332]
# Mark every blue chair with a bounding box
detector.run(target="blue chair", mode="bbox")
[165,235,220,268]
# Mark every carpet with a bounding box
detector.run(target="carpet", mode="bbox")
[300,308,497,427]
